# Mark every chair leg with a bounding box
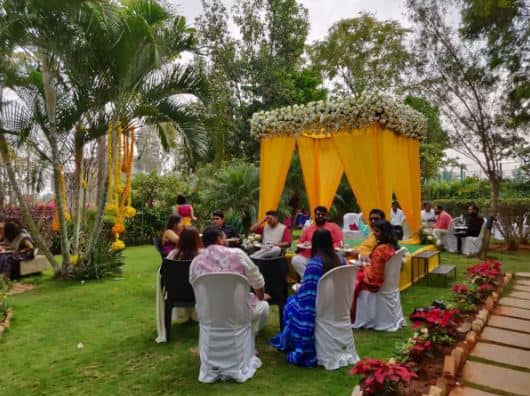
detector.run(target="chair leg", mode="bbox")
[164,301,173,342]
[278,303,285,330]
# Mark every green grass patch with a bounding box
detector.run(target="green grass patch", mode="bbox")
[0,246,528,395]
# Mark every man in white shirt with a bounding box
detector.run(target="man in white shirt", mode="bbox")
[189,227,270,333]
[421,202,436,227]
[390,200,406,240]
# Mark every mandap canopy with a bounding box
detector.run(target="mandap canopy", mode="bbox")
[250,96,428,241]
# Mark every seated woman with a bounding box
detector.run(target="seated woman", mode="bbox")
[160,215,182,257]
[350,220,398,322]
[0,221,35,280]
[167,227,201,261]
[164,228,202,323]
[270,229,344,366]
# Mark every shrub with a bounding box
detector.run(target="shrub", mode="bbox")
[0,205,55,248]
[409,307,462,342]
[395,332,433,363]
[350,358,417,395]
[69,241,125,281]
[0,277,9,322]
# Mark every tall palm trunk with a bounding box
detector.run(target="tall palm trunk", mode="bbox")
[0,133,60,271]
[42,56,71,271]
[85,135,108,256]
[71,134,84,256]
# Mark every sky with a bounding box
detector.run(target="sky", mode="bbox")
[176,0,410,44]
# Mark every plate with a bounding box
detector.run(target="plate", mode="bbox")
[226,238,240,242]
[297,243,311,249]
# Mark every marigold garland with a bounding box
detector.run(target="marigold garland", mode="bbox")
[106,121,136,251]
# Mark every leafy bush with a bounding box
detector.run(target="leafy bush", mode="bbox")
[0,277,9,322]
[70,241,125,281]
[424,178,530,200]
[0,205,54,248]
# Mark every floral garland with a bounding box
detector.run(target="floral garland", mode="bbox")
[250,95,427,140]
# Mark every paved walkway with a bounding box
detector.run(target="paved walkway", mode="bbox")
[450,273,530,396]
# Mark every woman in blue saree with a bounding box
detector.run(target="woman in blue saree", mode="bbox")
[271,228,344,366]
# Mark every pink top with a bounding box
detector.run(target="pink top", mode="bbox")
[298,222,343,258]
[176,204,192,217]
[434,211,452,230]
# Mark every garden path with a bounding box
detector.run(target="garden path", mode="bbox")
[450,272,530,396]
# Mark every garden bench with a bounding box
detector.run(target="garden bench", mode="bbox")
[428,265,456,287]
[19,255,48,277]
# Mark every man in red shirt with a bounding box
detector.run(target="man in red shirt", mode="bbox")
[433,205,453,245]
[291,206,343,278]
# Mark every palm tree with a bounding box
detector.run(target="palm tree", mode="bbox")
[0,0,208,276]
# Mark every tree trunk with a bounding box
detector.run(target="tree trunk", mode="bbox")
[480,177,500,258]
[85,135,108,256]
[0,133,60,271]
[71,137,84,256]
[42,57,70,272]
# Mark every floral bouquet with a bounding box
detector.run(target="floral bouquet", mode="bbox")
[241,234,261,250]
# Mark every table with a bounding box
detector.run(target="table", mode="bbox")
[429,265,456,287]
[411,250,440,283]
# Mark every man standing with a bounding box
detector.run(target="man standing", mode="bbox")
[211,210,239,239]
[421,202,436,227]
[291,206,343,278]
[189,227,270,333]
[390,200,406,240]
[250,210,292,259]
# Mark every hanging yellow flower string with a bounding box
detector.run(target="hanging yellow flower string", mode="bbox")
[105,122,115,213]
[51,165,71,232]
[109,122,136,251]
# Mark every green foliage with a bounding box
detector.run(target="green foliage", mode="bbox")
[404,96,448,181]
[71,241,125,281]
[197,0,326,162]
[423,178,530,200]
[194,160,260,231]
[310,13,411,98]
[0,277,9,322]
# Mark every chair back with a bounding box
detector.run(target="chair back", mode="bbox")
[160,259,195,306]
[192,273,252,327]
[343,213,361,229]
[380,247,407,292]
[316,265,359,322]
[251,256,288,306]
[153,237,164,258]
[447,218,457,233]
[478,219,487,238]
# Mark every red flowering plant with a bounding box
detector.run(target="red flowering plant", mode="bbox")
[451,283,479,312]
[409,307,462,343]
[350,358,417,395]
[466,260,502,287]
[395,331,433,363]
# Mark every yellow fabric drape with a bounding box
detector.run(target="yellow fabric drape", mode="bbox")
[333,126,389,222]
[258,136,296,219]
[379,128,398,218]
[406,138,422,239]
[297,136,344,214]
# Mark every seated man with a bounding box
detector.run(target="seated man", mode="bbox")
[421,202,436,228]
[432,205,453,244]
[250,210,291,259]
[354,209,386,257]
[455,204,484,253]
[211,210,239,239]
[189,227,270,333]
[291,206,342,278]
[390,200,406,240]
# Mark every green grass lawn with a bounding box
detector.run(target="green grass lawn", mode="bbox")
[1,246,528,395]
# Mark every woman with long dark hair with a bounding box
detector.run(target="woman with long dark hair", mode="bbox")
[0,221,35,279]
[167,227,201,261]
[160,215,182,257]
[271,228,344,366]
[350,220,399,322]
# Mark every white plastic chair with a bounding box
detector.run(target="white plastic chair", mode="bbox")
[315,265,360,370]
[462,220,486,256]
[343,213,363,240]
[352,247,407,332]
[192,273,261,383]
[441,219,458,253]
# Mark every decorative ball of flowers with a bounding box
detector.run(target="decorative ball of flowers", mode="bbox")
[105,203,116,213]
[124,206,137,219]
[112,223,125,235]
[111,239,125,251]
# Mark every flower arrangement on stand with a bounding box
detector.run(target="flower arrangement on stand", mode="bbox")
[241,233,262,251]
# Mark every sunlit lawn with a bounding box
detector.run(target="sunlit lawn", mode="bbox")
[1,246,528,395]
